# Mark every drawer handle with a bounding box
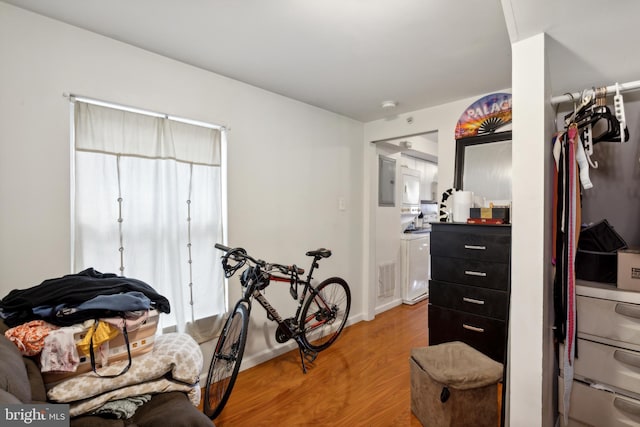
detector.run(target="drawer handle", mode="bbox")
[463,297,485,305]
[464,245,486,250]
[462,324,485,333]
[613,349,640,369]
[614,397,640,417]
[465,270,487,277]
[615,303,640,320]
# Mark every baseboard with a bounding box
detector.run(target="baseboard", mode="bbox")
[375,298,402,315]
[199,312,365,386]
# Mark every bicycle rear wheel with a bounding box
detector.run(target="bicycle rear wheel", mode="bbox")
[301,277,351,351]
[203,303,249,419]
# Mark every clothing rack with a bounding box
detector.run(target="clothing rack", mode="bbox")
[550,79,640,105]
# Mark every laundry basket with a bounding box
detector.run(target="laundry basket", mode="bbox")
[410,341,503,427]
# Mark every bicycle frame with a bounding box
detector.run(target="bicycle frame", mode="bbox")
[233,256,324,372]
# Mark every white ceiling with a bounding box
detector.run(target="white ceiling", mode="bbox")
[4,0,640,122]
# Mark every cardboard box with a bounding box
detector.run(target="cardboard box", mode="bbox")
[469,207,510,223]
[470,207,491,219]
[618,248,640,291]
[466,218,504,225]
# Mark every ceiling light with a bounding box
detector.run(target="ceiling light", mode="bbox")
[381,100,397,109]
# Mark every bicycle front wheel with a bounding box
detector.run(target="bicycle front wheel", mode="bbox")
[203,303,249,419]
[301,277,351,352]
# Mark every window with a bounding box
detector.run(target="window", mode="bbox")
[71,99,227,332]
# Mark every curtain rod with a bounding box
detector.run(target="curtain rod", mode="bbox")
[550,79,640,105]
[63,92,227,131]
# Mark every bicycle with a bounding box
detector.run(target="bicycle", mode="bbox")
[203,243,352,419]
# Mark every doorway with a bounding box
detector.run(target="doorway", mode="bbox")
[371,131,438,314]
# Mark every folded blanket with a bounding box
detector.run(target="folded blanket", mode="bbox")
[92,394,152,419]
[69,375,200,417]
[46,333,202,417]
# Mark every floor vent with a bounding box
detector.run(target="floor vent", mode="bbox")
[378,262,396,298]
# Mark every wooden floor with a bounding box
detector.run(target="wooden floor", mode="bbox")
[203,300,428,426]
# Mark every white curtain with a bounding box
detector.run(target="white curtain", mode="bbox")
[73,101,225,332]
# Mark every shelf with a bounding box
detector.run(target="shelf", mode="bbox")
[576,280,640,304]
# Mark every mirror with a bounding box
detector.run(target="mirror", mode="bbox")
[454,131,512,201]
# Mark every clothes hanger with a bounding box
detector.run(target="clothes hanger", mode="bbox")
[582,124,598,169]
[588,107,629,143]
[572,87,629,143]
[611,83,638,163]
[564,89,593,127]
[613,83,628,143]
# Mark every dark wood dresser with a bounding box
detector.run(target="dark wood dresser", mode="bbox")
[428,222,511,363]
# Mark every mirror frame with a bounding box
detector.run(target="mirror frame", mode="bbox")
[453,130,512,191]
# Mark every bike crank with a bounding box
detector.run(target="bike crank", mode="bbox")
[275,318,297,343]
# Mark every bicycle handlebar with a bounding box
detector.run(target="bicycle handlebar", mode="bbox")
[214,243,232,252]
[214,243,305,275]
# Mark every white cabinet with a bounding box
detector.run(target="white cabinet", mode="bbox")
[401,168,421,215]
[399,155,438,202]
[401,233,430,304]
[560,281,640,426]
[559,377,640,427]
[401,168,421,206]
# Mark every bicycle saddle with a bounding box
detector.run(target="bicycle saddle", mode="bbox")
[306,248,332,258]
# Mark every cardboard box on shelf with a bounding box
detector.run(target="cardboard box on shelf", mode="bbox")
[469,207,510,223]
[466,218,505,225]
[617,248,640,291]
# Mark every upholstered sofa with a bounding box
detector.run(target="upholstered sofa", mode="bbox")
[0,320,213,427]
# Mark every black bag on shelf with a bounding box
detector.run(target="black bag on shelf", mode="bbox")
[576,219,628,284]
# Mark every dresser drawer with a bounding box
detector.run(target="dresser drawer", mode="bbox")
[431,224,511,262]
[429,280,508,320]
[428,305,506,363]
[578,295,640,347]
[562,338,640,396]
[431,256,509,291]
[559,377,640,427]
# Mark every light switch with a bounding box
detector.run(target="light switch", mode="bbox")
[338,197,346,211]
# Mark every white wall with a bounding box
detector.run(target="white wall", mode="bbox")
[363,91,510,318]
[370,148,438,313]
[0,3,364,369]
[373,148,403,313]
[0,6,563,421]
[509,33,554,426]
[365,91,510,198]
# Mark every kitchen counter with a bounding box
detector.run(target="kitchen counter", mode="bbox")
[402,226,431,240]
